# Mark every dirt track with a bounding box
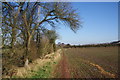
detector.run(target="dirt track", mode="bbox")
[53,49,70,78]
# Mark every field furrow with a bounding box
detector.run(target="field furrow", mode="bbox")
[53,47,118,78]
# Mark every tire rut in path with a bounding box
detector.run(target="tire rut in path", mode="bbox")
[53,50,70,78]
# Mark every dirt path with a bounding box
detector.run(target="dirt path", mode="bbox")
[53,49,70,78]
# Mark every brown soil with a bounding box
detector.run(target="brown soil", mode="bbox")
[53,49,70,78]
[53,48,117,78]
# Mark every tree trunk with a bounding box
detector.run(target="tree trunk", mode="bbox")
[11,17,17,57]
[11,25,16,57]
[53,42,56,52]
[24,34,32,67]
[36,30,41,55]
[24,58,29,67]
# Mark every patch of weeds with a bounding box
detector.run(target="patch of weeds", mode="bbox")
[53,62,56,64]
[31,62,52,78]
[12,76,17,78]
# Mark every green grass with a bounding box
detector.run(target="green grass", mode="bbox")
[31,60,58,78]
[31,62,52,78]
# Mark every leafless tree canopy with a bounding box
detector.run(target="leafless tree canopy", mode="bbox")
[2,2,81,76]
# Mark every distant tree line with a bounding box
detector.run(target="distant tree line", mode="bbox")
[62,41,120,48]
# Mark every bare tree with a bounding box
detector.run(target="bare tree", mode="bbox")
[2,2,82,67]
[2,2,20,56]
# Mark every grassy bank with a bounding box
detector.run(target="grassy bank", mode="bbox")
[11,49,61,78]
[31,61,59,78]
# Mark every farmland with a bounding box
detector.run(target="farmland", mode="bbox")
[53,46,118,78]
[2,2,118,79]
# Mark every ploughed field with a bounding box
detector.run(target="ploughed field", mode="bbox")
[53,47,118,78]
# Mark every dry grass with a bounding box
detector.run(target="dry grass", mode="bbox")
[11,49,61,78]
